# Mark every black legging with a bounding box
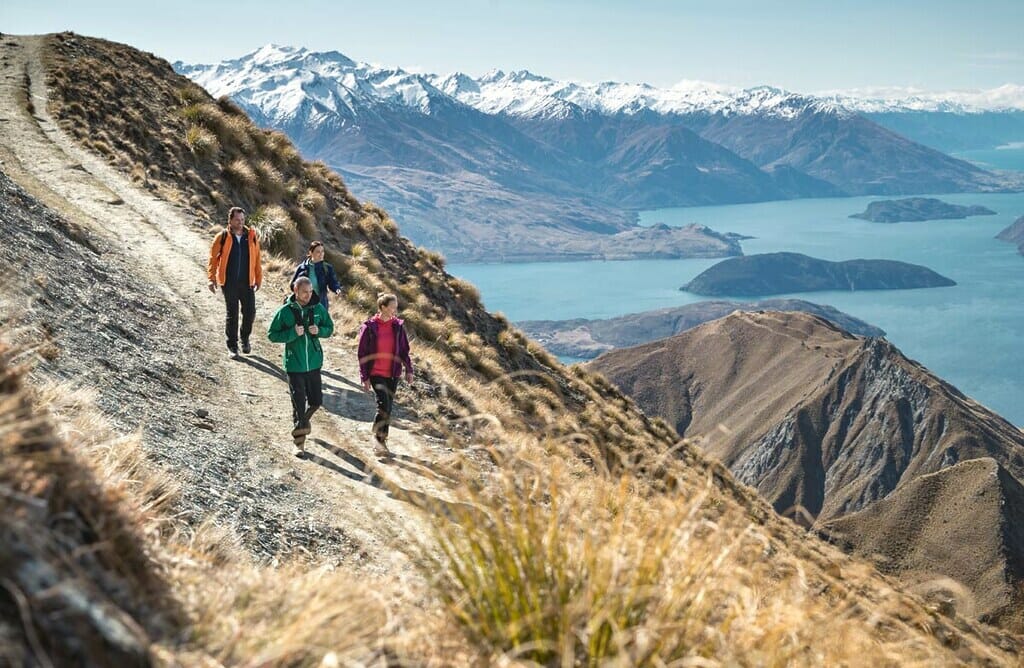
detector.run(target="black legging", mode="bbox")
[222,283,255,347]
[370,376,399,440]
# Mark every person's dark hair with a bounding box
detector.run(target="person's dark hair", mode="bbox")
[377,293,397,310]
[228,206,245,223]
[307,240,324,257]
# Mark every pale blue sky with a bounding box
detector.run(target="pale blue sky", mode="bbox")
[3,0,1022,91]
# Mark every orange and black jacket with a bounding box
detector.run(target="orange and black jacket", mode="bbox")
[207,227,262,288]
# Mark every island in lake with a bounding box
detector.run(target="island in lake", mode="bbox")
[850,197,996,223]
[518,299,885,359]
[681,252,956,297]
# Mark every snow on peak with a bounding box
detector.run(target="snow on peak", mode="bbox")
[178,45,1022,128]
[248,43,307,66]
[816,84,1024,113]
[438,72,845,119]
[178,44,452,124]
[177,44,855,123]
[433,72,480,97]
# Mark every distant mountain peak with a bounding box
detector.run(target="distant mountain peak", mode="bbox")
[479,68,507,83]
[507,69,548,83]
[817,83,1024,113]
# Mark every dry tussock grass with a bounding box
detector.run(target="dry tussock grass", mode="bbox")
[5,332,1023,666]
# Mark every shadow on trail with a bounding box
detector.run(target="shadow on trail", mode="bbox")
[390,453,461,488]
[235,354,286,381]
[320,383,377,422]
[320,368,363,391]
[309,438,483,522]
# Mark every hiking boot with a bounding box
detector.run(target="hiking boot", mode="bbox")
[373,433,391,458]
[241,340,251,354]
[292,421,311,438]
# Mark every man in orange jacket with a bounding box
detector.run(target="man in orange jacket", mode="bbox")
[207,206,262,358]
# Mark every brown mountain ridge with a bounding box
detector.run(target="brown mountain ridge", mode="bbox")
[590,310,1024,522]
[589,310,1024,628]
[820,457,1024,630]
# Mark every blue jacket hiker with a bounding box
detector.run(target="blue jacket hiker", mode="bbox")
[291,241,342,309]
[267,276,334,456]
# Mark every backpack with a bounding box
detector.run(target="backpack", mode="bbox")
[288,302,312,327]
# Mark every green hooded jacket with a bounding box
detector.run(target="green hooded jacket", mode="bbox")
[266,293,334,373]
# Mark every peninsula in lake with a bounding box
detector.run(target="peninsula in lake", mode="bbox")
[850,197,996,223]
[997,215,1024,256]
[519,299,884,359]
[681,252,956,297]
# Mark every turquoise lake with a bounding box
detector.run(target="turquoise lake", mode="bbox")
[450,191,1024,426]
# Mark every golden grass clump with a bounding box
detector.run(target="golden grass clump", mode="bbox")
[404,438,1014,667]
[215,94,246,117]
[223,158,258,191]
[344,284,376,311]
[176,84,207,106]
[184,124,220,159]
[248,204,299,256]
[178,102,224,127]
[298,187,327,214]
[220,114,257,154]
[255,158,286,197]
[415,246,447,270]
[449,277,482,307]
[265,130,303,168]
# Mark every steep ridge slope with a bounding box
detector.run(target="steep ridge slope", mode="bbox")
[590,310,1024,522]
[590,310,1024,628]
[821,458,1024,630]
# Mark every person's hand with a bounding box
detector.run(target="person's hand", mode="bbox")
[334,289,342,296]
[405,371,413,384]
[294,325,305,336]
[207,281,216,293]
[308,324,319,336]
[252,283,260,292]
[362,379,372,394]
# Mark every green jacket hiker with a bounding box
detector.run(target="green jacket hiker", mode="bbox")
[267,292,335,373]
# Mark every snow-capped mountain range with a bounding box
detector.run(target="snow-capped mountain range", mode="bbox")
[177,44,1024,128]
[173,45,1020,262]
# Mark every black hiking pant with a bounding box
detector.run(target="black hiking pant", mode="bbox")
[370,376,399,441]
[288,369,323,425]
[222,283,255,349]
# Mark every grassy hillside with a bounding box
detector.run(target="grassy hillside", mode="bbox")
[42,31,693,470]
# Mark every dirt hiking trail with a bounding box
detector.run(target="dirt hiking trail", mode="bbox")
[0,35,454,571]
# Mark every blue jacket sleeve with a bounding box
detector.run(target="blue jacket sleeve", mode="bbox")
[291,262,306,289]
[326,263,342,293]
